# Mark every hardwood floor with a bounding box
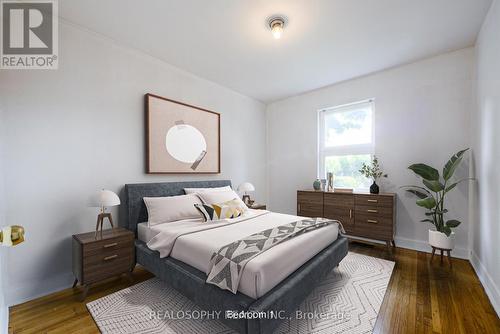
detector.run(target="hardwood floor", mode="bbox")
[349,242,500,334]
[8,269,154,334]
[9,242,500,334]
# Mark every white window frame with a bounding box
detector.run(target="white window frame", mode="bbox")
[317,99,375,186]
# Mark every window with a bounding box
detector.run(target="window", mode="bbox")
[318,99,374,190]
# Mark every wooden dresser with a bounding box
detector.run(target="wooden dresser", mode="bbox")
[297,190,396,247]
[72,227,135,300]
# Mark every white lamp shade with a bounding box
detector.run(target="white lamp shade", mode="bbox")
[89,189,121,208]
[237,182,255,192]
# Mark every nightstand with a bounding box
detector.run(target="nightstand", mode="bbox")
[72,227,135,301]
[249,204,266,210]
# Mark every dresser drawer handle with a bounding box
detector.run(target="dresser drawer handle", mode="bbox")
[367,219,378,224]
[103,242,118,248]
[367,209,378,213]
[367,199,378,203]
[103,255,118,261]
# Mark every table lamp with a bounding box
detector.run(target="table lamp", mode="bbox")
[237,182,255,206]
[89,189,120,237]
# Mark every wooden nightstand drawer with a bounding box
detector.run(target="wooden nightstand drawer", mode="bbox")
[354,194,393,208]
[83,235,133,257]
[83,246,134,266]
[84,255,133,283]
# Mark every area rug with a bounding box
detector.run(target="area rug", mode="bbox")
[87,252,394,334]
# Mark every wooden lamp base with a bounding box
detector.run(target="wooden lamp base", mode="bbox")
[242,195,254,206]
[95,212,114,238]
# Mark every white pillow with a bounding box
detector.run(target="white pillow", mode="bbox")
[184,186,231,194]
[143,194,202,226]
[197,189,248,211]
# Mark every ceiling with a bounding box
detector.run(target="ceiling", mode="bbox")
[59,0,492,103]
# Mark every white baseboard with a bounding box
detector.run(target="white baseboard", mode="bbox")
[345,234,470,259]
[6,264,147,307]
[0,305,8,334]
[469,251,500,317]
[394,236,470,259]
[6,272,74,307]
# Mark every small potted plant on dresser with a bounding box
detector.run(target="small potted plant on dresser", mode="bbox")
[404,149,471,257]
[359,156,388,194]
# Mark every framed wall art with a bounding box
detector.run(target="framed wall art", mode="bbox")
[145,93,220,174]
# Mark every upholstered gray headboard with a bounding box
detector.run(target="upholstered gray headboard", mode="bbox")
[123,180,232,233]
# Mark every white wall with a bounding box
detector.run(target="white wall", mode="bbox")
[0,106,8,334]
[471,0,500,315]
[0,22,267,306]
[267,48,474,258]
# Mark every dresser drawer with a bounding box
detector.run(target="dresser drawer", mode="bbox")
[355,205,393,218]
[298,203,323,218]
[355,212,393,227]
[354,225,393,241]
[324,192,353,206]
[324,193,354,232]
[354,216,393,240]
[83,235,133,257]
[355,194,393,208]
[297,191,323,203]
[324,205,353,232]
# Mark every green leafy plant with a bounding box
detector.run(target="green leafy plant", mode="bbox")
[359,156,388,181]
[403,148,470,236]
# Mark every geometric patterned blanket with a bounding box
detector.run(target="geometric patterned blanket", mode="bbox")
[206,218,342,294]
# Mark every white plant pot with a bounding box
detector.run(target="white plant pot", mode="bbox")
[428,229,455,249]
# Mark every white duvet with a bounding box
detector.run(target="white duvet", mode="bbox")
[145,210,339,298]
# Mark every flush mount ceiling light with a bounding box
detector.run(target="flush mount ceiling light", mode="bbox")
[268,16,286,39]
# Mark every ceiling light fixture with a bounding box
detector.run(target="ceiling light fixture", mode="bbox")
[268,16,285,39]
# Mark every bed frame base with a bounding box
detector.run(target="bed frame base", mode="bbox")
[135,236,348,334]
[124,181,349,334]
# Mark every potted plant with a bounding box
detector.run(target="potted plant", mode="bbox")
[404,148,470,250]
[359,156,388,194]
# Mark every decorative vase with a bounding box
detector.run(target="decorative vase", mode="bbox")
[313,179,321,191]
[327,173,334,192]
[369,180,379,194]
[320,179,327,191]
[429,229,455,250]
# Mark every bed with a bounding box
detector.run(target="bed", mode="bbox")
[123,180,348,334]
